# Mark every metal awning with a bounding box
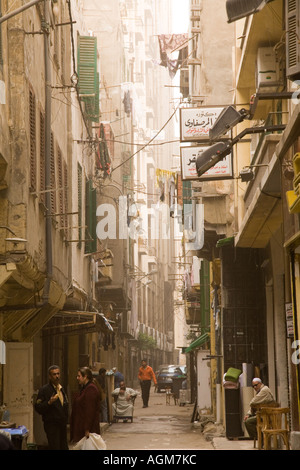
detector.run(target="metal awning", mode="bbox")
[184,332,210,354]
[226,0,274,23]
[42,310,114,336]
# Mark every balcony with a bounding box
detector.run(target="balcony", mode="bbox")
[235,132,282,248]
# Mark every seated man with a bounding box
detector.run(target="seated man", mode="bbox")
[243,377,275,439]
[112,381,137,422]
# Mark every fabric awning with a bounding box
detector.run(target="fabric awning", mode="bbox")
[226,0,274,23]
[184,332,210,353]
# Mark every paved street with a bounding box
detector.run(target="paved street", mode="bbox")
[101,386,255,451]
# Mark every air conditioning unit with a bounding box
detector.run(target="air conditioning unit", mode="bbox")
[256,47,280,91]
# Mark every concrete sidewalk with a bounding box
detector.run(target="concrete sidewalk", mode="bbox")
[212,436,256,450]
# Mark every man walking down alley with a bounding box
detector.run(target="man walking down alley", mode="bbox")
[138,359,157,408]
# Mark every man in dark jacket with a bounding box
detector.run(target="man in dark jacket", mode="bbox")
[35,365,69,450]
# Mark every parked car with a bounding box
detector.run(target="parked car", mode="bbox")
[156,365,185,392]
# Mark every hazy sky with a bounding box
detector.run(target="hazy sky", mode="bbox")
[172,0,189,33]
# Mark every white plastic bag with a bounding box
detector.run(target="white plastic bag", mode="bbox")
[73,433,107,450]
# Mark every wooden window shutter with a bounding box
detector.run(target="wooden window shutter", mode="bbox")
[39,112,45,205]
[77,163,82,247]
[85,179,97,253]
[77,35,99,122]
[50,133,56,215]
[200,259,210,333]
[57,147,64,228]
[29,89,37,192]
[63,161,68,238]
[286,0,300,79]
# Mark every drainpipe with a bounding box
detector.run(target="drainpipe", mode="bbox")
[42,0,53,303]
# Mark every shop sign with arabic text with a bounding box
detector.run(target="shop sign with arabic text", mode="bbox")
[180,106,224,142]
[180,145,233,181]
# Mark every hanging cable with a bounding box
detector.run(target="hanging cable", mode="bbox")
[111,103,181,173]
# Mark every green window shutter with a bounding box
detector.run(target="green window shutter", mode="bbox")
[85,179,97,253]
[77,164,82,247]
[77,36,99,122]
[200,259,210,333]
[182,180,192,226]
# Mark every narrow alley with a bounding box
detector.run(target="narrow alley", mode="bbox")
[100,387,255,452]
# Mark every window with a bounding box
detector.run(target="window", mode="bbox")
[50,133,56,215]
[77,163,82,247]
[85,179,97,253]
[39,112,45,205]
[286,0,300,80]
[63,162,68,238]
[57,151,69,237]
[57,148,64,229]
[77,35,99,122]
[29,89,37,192]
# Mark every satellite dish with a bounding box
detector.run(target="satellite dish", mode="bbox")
[5,237,27,243]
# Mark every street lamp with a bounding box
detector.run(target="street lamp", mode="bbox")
[209,106,248,141]
[226,0,274,24]
[196,124,286,177]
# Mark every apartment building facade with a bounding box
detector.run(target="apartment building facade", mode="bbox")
[182,0,300,446]
[0,0,181,441]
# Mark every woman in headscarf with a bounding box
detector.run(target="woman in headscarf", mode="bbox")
[70,367,101,444]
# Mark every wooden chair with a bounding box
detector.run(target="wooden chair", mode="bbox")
[252,402,279,449]
[261,407,290,450]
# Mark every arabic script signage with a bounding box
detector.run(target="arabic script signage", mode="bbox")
[180,146,233,181]
[180,106,224,142]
